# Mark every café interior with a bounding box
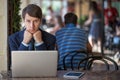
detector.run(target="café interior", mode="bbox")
[0,0,120,80]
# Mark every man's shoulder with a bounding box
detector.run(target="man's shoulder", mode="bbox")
[111,7,117,10]
[62,27,86,32]
[41,30,56,40]
[9,30,23,39]
[56,27,86,33]
[55,28,65,35]
[105,7,117,11]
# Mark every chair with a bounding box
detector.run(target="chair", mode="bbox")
[62,43,119,71]
[78,52,119,71]
[62,50,88,70]
[77,44,119,71]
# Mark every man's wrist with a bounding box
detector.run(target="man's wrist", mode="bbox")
[22,42,29,47]
[35,41,44,46]
[35,39,43,43]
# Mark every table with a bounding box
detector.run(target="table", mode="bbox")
[1,70,120,80]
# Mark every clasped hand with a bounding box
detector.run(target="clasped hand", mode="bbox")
[23,30,43,44]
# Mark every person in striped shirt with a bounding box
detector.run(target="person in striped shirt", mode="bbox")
[55,13,88,69]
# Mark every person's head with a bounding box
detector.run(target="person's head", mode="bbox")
[89,1,99,13]
[107,0,112,8]
[22,4,42,34]
[64,13,78,25]
[48,6,53,12]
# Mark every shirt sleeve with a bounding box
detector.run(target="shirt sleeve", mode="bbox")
[34,41,44,46]
[22,42,29,47]
[18,42,29,50]
[35,42,47,50]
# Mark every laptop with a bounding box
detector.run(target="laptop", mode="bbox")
[11,51,58,78]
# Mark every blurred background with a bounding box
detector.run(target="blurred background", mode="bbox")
[0,0,120,71]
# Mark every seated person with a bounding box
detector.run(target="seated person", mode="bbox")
[113,22,120,62]
[55,13,87,69]
[113,21,120,48]
[9,4,56,51]
[8,4,56,70]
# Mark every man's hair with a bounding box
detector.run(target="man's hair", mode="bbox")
[64,13,78,25]
[22,4,42,19]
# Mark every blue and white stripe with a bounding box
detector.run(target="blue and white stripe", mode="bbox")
[55,23,87,69]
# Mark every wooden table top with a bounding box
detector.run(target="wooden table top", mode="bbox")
[1,70,120,80]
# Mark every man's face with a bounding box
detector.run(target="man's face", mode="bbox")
[24,13,41,34]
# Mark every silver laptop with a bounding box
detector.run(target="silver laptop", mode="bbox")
[11,51,58,78]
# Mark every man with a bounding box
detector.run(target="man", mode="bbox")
[55,13,87,69]
[104,0,119,33]
[9,4,56,51]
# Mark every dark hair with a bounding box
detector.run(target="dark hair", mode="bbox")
[108,0,112,2]
[22,4,42,19]
[89,1,99,13]
[64,13,78,25]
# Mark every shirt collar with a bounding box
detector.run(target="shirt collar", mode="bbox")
[65,23,76,28]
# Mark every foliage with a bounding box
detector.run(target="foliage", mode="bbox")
[78,15,88,26]
[11,0,21,33]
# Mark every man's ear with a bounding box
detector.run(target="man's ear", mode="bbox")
[40,19,42,23]
[39,18,42,24]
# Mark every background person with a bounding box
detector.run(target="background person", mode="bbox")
[56,13,87,69]
[84,1,103,52]
[50,15,64,35]
[104,0,119,33]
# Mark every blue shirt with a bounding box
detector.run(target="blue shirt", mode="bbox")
[55,23,87,69]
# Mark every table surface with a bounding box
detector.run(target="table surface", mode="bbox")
[1,70,120,80]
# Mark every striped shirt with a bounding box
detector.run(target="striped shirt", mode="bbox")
[55,23,87,69]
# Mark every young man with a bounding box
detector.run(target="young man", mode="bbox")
[104,0,119,33]
[9,4,56,51]
[55,13,87,69]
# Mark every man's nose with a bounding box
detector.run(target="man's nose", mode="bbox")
[30,22,34,29]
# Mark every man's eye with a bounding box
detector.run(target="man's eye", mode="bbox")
[26,20,30,23]
[34,20,38,23]
[28,21,30,23]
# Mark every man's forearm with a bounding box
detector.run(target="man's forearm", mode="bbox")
[35,43,47,50]
[18,43,29,50]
